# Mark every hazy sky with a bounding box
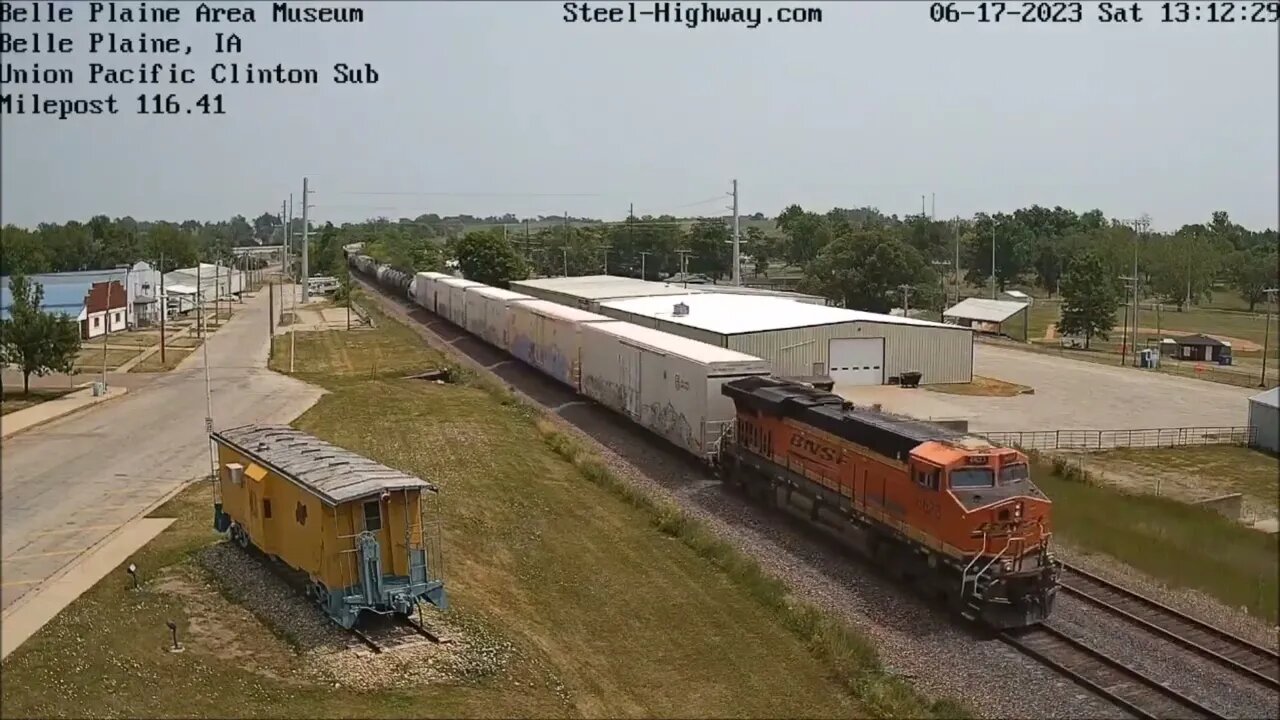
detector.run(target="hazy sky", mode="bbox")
[1,1,1276,231]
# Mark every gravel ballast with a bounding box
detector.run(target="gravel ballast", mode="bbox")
[360,280,1276,719]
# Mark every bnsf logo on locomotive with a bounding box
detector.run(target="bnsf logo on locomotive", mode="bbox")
[789,433,839,463]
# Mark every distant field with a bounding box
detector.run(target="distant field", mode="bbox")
[1058,445,1279,525]
[1032,455,1279,623]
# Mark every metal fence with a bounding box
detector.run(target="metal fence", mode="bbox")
[980,426,1256,451]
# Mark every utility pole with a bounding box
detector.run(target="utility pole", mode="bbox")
[930,193,935,220]
[990,221,997,300]
[953,216,961,306]
[196,260,203,339]
[921,195,926,217]
[1130,216,1150,367]
[898,284,914,314]
[601,243,612,275]
[728,179,741,286]
[287,195,293,282]
[561,248,568,277]
[676,249,692,288]
[159,252,166,366]
[301,177,311,302]
[639,251,651,282]
[1261,290,1276,385]
[524,219,531,265]
[101,276,113,390]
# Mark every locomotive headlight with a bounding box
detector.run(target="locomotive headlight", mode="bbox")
[1014,502,1024,520]
[1001,560,1013,572]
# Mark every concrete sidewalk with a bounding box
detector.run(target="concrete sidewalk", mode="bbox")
[0,385,128,439]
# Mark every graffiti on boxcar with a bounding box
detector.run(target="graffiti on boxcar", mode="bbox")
[644,400,698,452]
[511,334,535,364]
[582,373,627,409]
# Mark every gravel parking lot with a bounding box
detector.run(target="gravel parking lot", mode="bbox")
[844,344,1259,434]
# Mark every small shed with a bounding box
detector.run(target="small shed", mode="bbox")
[1001,290,1033,307]
[1170,334,1233,364]
[1248,388,1278,454]
[942,298,1031,342]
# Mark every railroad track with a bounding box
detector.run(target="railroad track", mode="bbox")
[1060,563,1280,691]
[1001,623,1226,720]
[348,611,446,654]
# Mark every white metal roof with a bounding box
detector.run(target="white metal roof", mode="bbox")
[469,286,532,302]
[165,284,198,295]
[586,320,771,369]
[1251,387,1279,409]
[512,275,700,301]
[600,293,964,335]
[438,277,485,289]
[943,298,1028,323]
[518,299,615,324]
[1002,290,1031,299]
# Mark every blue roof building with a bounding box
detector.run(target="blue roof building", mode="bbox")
[0,275,95,321]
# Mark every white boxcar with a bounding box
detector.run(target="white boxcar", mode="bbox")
[413,271,452,313]
[509,300,615,389]
[465,286,534,347]
[579,322,771,460]
[436,278,486,327]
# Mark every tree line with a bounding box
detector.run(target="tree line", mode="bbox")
[5,205,1276,327]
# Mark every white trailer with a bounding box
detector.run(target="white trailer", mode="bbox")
[465,286,534,347]
[436,278,485,327]
[509,300,615,390]
[412,271,452,313]
[579,321,770,460]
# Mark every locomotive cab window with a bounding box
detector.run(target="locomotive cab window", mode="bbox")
[362,500,382,532]
[999,463,1029,485]
[949,467,994,489]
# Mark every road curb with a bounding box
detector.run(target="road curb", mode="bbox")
[0,386,130,440]
[0,474,200,633]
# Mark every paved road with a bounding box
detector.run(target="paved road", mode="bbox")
[0,288,323,610]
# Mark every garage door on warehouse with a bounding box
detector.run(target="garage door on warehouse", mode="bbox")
[829,338,885,385]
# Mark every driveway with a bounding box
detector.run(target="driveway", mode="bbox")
[0,287,323,611]
[839,344,1257,434]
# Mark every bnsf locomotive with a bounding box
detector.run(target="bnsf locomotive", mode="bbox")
[721,376,1058,628]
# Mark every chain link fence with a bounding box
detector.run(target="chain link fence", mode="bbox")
[980,426,1256,451]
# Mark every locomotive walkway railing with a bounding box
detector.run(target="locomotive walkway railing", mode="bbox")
[978,426,1256,451]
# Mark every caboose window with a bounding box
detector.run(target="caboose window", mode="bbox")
[999,464,1029,485]
[950,468,994,489]
[363,500,382,532]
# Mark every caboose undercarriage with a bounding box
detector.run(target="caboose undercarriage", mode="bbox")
[721,447,1058,629]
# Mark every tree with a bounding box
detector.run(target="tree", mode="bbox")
[800,230,928,313]
[0,274,83,394]
[1057,251,1120,350]
[1227,247,1280,312]
[776,205,834,267]
[452,229,527,287]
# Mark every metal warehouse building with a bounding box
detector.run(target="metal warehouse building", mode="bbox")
[597,293,974,386]
[1248,387,1278,454]
[510,275,700,313]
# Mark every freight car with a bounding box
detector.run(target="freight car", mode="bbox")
[211,424,447,629]
[720,375,1058,628]
[350,264,1060,627]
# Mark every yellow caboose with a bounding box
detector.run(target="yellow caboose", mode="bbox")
[210,424,446,628]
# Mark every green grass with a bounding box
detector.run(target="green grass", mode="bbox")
[1032,455,1279,622]
[1069,446,1280,522]
[129,348,195,373]
[3,300,966,718]
[73,348,140,371]
[0,387,75,415]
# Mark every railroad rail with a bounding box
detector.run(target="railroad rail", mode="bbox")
[1001,623,1227,720]
[347,611,445,653]
[1060,563,1280,691]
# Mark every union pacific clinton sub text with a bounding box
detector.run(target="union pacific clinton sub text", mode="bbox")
[563,1,824,29]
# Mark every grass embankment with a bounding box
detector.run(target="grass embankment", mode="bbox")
[74,348,140,371]
[2,304,964,718]
[130,348,196,373]
[0,387,75,415]
[1031,454,1279,623]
